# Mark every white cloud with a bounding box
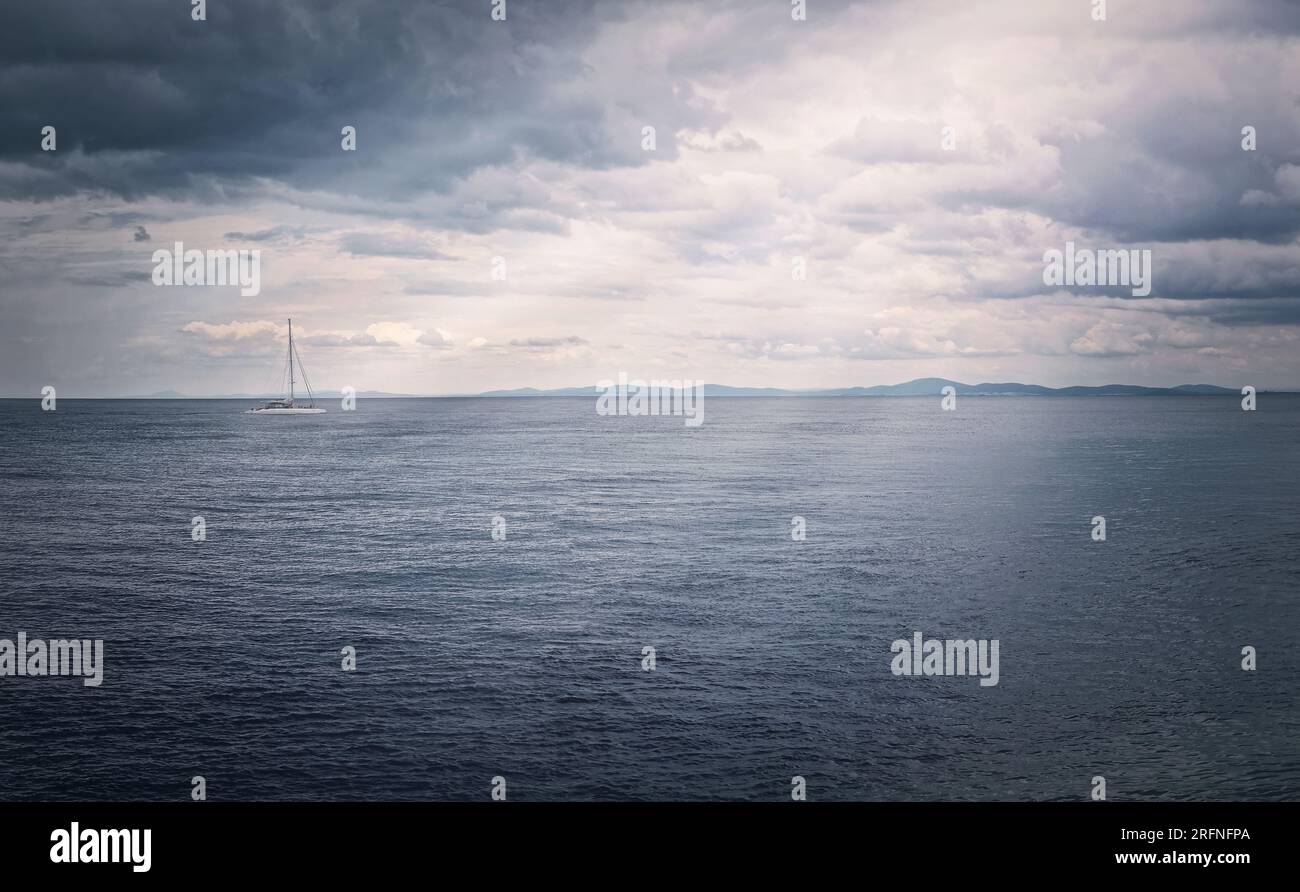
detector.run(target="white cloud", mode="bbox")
[4,0,1300,394]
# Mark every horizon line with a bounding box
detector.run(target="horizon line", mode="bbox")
[5,377,1297,400]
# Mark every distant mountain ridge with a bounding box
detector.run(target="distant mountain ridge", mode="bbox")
[109,379,1278,399]
[478,378,1249,397]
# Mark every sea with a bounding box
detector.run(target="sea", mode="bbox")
[0,395,1297,801]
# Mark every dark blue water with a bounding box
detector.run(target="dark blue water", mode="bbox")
[1,396,1297,801]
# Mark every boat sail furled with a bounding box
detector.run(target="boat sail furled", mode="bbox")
[246,319,326,414]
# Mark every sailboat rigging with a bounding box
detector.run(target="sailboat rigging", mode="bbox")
[246,318,326,414]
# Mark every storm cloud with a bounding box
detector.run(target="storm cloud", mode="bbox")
[2,0,1299,395]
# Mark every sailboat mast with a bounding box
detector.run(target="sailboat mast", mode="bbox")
[288,318,295,402]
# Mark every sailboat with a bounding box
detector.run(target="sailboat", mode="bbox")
[246,318,327,414]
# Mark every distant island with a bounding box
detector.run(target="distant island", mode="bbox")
[112,378,1290,399]
[477,379,1252,398]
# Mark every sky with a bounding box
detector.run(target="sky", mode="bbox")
[2,0,1299,396]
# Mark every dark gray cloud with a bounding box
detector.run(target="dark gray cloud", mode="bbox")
[510,335,588,348]
[63,269,153,287]
[223,225,311,244]
[0,0,712,210]
[338,231,454,260]
[3,0,1300,394]
[402,280,489,297]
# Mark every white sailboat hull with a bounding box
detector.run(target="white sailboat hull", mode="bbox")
[247,319,327,414]
[246,407,326,414]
